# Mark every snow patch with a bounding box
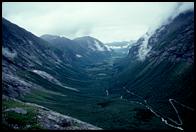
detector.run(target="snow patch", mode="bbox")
[2,47,17,59]
[32,70,62,85]
[94,40,105,51]
[87,40,96,51]
[104,45,112,51]
[107,42,132,50]
[109,46,122,49]
[32,70,79,92]
[62,86,79,92]
[76,54,82,58]
[109,45,129,49]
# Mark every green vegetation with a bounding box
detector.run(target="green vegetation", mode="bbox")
[2,99,42,130]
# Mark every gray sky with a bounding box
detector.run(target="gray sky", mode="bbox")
[2,2,194,43]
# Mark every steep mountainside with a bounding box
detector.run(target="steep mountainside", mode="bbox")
[110,10,194,130]
[2,18,92,98]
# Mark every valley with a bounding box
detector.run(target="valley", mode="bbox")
[17,58,173,130]
[2,5,194,131]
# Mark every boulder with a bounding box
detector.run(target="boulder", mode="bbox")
[4,107,27,114]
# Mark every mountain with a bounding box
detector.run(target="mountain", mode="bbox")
[73,36,112,63]
[2,18,103,129]
[2,18,115,129]
[41,34,85,65]
[2,18,92,98]
[73,36,111,52]
[2,9,194,131]
[111,10,194,130]
[2,18,124,130]
[41,35,112,66]
[105,41,135,58]
[2,18,171,130]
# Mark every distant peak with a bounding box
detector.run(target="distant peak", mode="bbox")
[74,36,97,40]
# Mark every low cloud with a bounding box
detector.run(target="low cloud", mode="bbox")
[2,2,194,43]
[137,2,194,61]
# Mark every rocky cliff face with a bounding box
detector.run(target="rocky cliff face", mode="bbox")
[128,11,194,64]
[148,11,194,65]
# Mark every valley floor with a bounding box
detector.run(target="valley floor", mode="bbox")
[12,58,174,130]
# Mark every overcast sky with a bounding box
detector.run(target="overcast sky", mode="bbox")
[2,2,194,43]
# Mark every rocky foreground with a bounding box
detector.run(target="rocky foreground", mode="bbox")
[2,96,102,130]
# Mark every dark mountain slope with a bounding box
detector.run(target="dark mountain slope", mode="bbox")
[2,18,90,98]
[110,10,194,130]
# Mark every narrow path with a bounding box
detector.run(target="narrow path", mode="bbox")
[122,87,194,131]
[104,86,194,131]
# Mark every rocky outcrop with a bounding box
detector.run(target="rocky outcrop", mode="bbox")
[4,107,27,114]
[37,108,102,130]
[2,74,32,98]
[148,12,194,64]
[2,96,102,130]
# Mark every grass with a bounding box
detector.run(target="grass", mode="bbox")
[19,88,171,130]
[2,98,42,130]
